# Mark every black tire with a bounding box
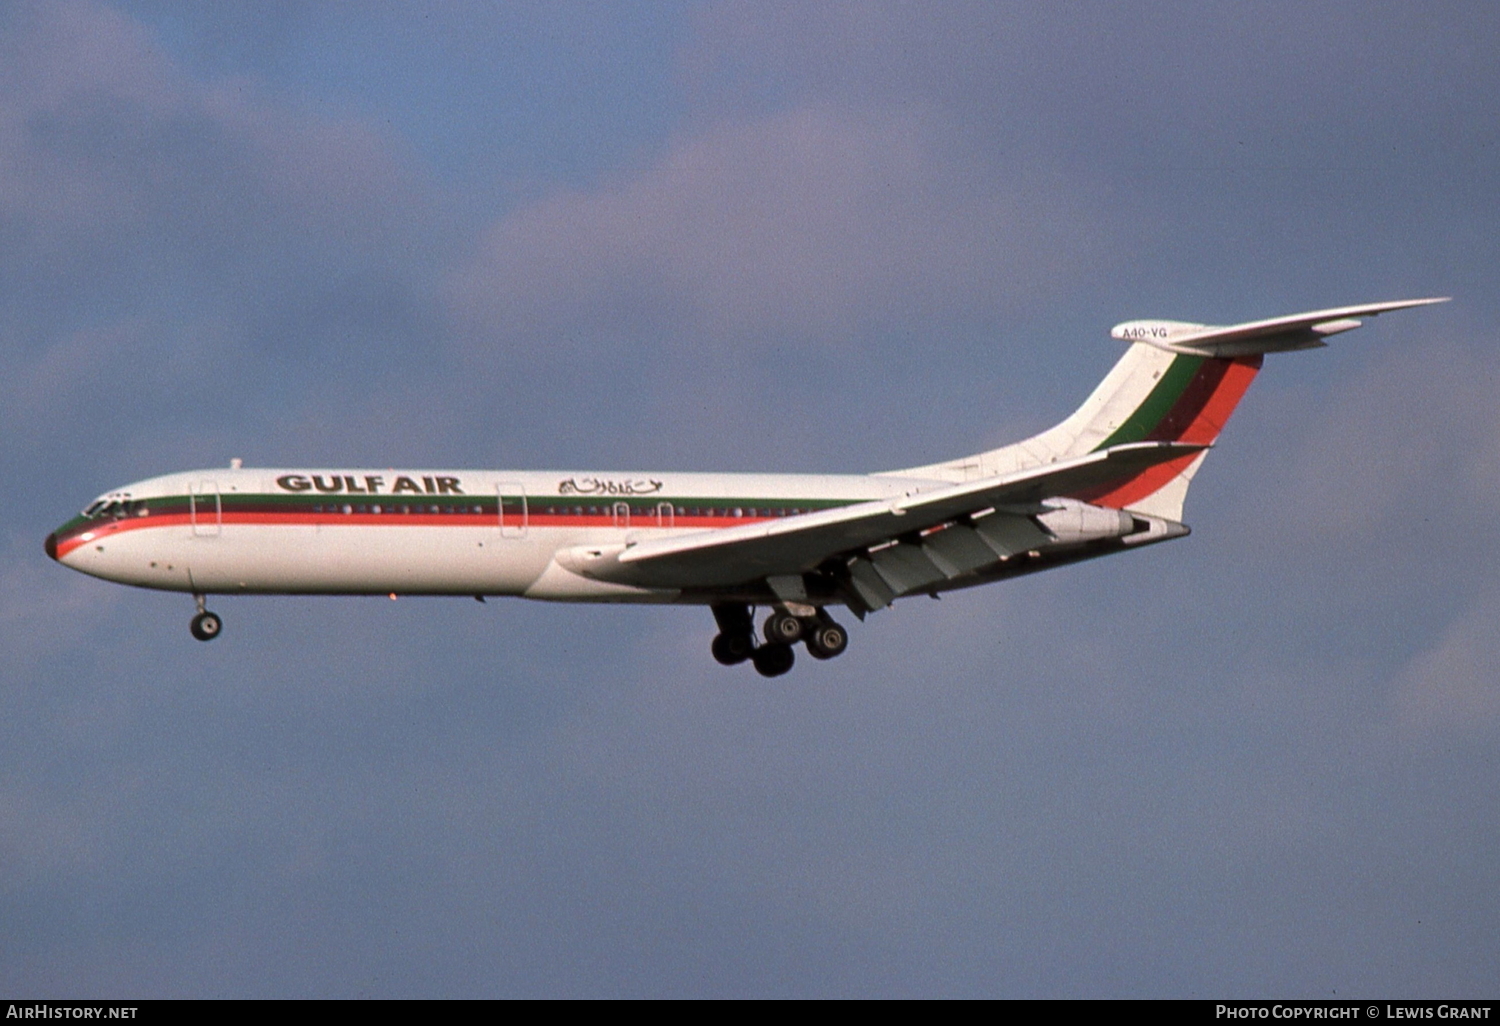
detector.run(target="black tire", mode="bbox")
[752,642,795,677]
[711,632,753,666]
[190,611,222,642]
[763,612,804,645]
[806,622,848,660]
[711,603,754,637]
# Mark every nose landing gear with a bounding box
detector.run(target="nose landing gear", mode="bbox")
[189,594,222,641]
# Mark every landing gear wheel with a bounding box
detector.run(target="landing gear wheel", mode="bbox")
[763,611,804,645]
[752,642,795,677]
[805,620,848,660]
[711,631,754,666]
[190,611,222,642]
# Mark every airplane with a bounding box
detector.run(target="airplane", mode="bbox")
[46,298,1446,676]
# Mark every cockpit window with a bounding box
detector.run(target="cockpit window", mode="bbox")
[82,495,135,519]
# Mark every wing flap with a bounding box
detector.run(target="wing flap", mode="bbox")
[972,511,1052,556]
[922,523,1010,575]
[846,558,898,611]
[869,543,949,595]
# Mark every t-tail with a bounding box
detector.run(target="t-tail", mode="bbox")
[888,298,1449,521]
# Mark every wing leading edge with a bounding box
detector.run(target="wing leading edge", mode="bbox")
[595,440,1204,596]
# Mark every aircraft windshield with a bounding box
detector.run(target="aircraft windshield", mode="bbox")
[81,497,137,519]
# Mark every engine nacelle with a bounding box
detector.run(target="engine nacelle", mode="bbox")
[1035,498,1133,545]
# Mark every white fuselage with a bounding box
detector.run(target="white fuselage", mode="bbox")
[50,467,940,604]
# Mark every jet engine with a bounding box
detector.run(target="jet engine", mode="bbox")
[1034,498,1134,545]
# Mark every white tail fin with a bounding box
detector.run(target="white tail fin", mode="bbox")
[886,299,1447,520]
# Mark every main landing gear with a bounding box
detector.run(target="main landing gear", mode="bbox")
[190,594,222,642]
[710,603,848,676]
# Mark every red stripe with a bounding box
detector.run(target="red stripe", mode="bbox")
[53,511,775,558]
[1145,359,1231,442]
[1081,452,1203,510]
[1172,356,1261,445]
[1081,356,1261,510]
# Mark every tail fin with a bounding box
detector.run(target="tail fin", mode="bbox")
[1061,347,1262,518]
[886,298,1447,521]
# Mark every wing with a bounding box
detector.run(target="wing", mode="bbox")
[605,441,1203,594]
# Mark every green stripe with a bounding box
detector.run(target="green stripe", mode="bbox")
[62,493,858,522]
[1094,354,1204,450]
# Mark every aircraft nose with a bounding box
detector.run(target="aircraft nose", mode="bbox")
[44,531,58,562]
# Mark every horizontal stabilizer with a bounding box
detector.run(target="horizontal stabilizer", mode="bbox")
[1111,297,1448,357]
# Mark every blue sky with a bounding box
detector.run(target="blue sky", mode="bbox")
[2,1,1496,997]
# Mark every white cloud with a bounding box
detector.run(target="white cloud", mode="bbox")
[1390,592,1500,738]
[0,1,415,242]
[0,1,437,465]
[0,532,117,679]
[0,0,177,235]
[446,105,1105,355]
[1221,322,1499,614]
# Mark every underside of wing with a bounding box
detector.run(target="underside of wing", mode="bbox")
[586,441,1203,598]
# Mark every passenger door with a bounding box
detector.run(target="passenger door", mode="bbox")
[497,482,528,538]
[189,480,221,537]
